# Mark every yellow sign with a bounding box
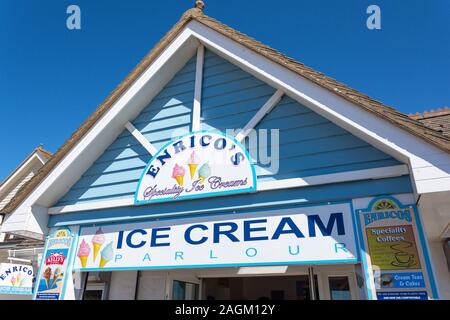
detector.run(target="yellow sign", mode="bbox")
[366,225,420,270]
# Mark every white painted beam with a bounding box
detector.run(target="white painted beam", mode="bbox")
[192,45,204,132]
[257,164,409,192]
[235,89,284,143]
[125,121,157,156]
[47,164,408,215]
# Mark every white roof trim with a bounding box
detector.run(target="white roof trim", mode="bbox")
[5,19,450,236]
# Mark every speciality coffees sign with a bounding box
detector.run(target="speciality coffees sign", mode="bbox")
[33,236,74,300]
[74,202,358,271]
[134,131,256,204]
[356,196,438,300]
[0,263,34,295]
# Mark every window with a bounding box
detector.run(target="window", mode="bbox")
[172,280,199,300]
[328,276,351,300]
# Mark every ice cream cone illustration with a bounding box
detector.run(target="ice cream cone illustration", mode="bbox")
[50,267,61,288]
[198,162,211,185]
[11,276,16,286]
[91,227,105,261]
[187,151,199,179]
[43,267,52,289]
[99,242,113,268]
[172,164,186,186]
[77,239,91,268]
[16,274,21,287]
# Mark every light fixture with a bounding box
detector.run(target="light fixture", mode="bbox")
[237,266,288,275]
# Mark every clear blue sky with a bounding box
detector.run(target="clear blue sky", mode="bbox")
[0,0,449,181]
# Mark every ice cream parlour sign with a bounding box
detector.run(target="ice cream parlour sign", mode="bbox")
[134,131,256,204]
[74,202,358,271]
[0,263,34,295]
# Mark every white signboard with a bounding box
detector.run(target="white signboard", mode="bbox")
[74,202,358,271]
[134,131,256,204]
[0,263,34,295]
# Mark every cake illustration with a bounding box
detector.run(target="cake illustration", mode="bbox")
[99,242,113,268]
[77,239,91,268]
[91,227,105,261]
[172,164,186,186]
[43,267,52,289]
[198,162,211,184]
[187,151,200,179]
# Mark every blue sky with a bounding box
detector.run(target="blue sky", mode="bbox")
[0,0,449,181]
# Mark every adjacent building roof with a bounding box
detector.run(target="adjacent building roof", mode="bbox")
[409,107,450,137]
[2,4,450,215]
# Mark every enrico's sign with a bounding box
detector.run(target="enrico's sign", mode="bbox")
[135,131,256,204]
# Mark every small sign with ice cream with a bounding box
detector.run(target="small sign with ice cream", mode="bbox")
[0,263,34,295]
[134,131,256,204]
[33,235,73,300]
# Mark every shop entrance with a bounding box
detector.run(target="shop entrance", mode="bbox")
[202,274,320,300]
[194,265,360,300]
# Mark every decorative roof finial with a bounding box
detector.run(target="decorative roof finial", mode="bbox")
[194,0,205,11]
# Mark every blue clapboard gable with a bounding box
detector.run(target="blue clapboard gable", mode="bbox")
[252,95,401,181]
[56,55,197,206]
[55,49,404,208]
[200,49,276,132]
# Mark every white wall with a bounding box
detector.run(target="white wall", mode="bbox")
[108,271,138,300]
[136,271,167,300]
[417,191,450,299]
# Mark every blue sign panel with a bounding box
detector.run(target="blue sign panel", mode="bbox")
[376,291,428,300]
[377,272,425,289]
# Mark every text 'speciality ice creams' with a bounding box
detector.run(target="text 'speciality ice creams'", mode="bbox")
[77,239,91,268]
[91,227,105,261]
[172,164,186,186]
[198,162,211,184]
[187,151,200,179]
[43,267,52,289]
[99,242,114,268]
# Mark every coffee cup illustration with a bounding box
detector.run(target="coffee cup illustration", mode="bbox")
[395,252,412,264]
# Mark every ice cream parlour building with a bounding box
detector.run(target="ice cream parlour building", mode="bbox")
[2,2,450,300]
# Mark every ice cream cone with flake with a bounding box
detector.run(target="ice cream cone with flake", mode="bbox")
[77,239,90,268]
[172,164,186,186]
[43,267,52,289]
[99,242,114,268]
[187,151,200,179]
[198,162,211,185]
[51,267,61,288]
[91,227,105,261]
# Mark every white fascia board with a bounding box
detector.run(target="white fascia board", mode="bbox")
[5,30,200,235]
[186,21,450,194]
[23,30,198,208]
[191,45,204,132]
[48,164,408,215]
[0,154,42,195]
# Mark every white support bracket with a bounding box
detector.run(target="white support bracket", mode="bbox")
[235,89,284,143]
[125,121,157,156]
[192,45,204,132]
